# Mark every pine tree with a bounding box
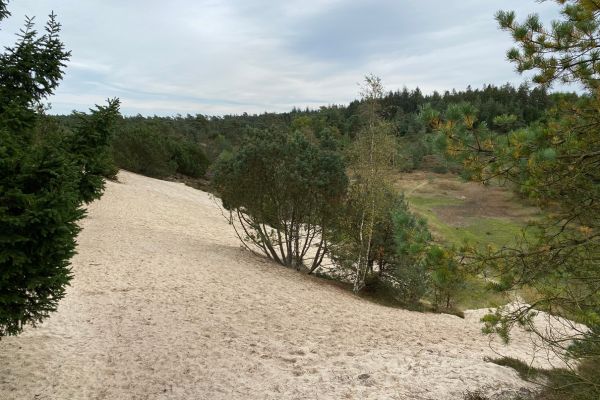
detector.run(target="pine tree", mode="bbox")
[438,1,600,395]
[213,128,348,272]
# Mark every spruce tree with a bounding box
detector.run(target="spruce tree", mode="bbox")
[0,1,119,337]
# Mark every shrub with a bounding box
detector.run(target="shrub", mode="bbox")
[427,246,467,309]
[330,189,433,305]
[111,127,176,178]
[111,124,210,179]
[170,140,209,178]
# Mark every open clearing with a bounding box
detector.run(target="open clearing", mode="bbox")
[394,172,540,248]
[0,171,562,399]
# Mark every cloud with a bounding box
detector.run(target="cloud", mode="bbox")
[0,0,566,116]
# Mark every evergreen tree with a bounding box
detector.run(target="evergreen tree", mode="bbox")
[0,2,119,337]
[212,128,347,272]
[438,1,600,395]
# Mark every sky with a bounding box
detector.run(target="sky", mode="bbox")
[0,0,565,116]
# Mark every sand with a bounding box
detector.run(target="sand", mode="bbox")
[0,171,568,399]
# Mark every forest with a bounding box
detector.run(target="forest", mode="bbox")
[1,0,599,399]
[52,82,570,181]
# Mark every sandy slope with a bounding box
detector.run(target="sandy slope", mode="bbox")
[0,171,563,400]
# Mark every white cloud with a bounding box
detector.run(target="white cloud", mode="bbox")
[0,0,567,116]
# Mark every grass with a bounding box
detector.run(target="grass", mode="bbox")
[452,275,507,310]
[395,171,539,248]
[407,194,526,311]
[490,357,542,381]
[489,357,600,400]
[408,195,528,249]
[393,172,542,311]
[313,173,540,314]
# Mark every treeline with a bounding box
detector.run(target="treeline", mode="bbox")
[53,82,576,180]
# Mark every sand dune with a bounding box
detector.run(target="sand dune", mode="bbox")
[0,171,563,399]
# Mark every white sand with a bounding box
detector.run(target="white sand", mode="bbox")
[0,171,565,399]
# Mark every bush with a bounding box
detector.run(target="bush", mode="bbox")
[462,391,490,400]
[1,128,82,336]
[170,140,209,178]
[384,197,432,304]
[111,124,209,179]
[329,189,433,305]
[490,356,600,400]
[111,127,176,177]
[428,245,466,309]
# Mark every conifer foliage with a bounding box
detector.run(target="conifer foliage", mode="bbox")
[213,129,348,272]
[433,1,600,394]
[0,1,120,337]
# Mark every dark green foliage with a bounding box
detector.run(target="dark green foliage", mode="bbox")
[53,81,562,181]
[389,203,432,303]
[68,100,121,200]
[329,187,445,306]
[111,126,176,178]
[440,1,600,395]
[170,140,209,178]
[0,128,82,337]
[490,357,539,381]
[462,391,491,400]
[213,129,348,270]
[0,10,69,131]
[330,190,469,308]
[110,120,209,179]
[497,2,600,89]
[382,84,553,134]
[0,2,119,337]
[396,133,436,171]
[362,193,433,304]
[490,356,600,400]
[427,245,466,309]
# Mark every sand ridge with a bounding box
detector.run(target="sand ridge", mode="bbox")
[0,171,560,399]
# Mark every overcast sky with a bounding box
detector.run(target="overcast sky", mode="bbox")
[1,0,564,116]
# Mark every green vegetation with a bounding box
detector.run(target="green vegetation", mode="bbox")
[452,275,506,310]
[4,0,599,397]
[213,77,469,311]
[111,122,209,179]
[213,128,348,271]
[409,195,525,248]
[0,2,119,337]
[331,75,400,293]
[435,1,600,396]
[489,356,600,400]
[52,79,569,183]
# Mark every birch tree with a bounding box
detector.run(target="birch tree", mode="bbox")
[340,75,398,292]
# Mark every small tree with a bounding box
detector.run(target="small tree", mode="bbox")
[427,246,465,310]
[341,75,398,292]
[387,199,433,304]
[212,129,347,272]
[111,125,176,178]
